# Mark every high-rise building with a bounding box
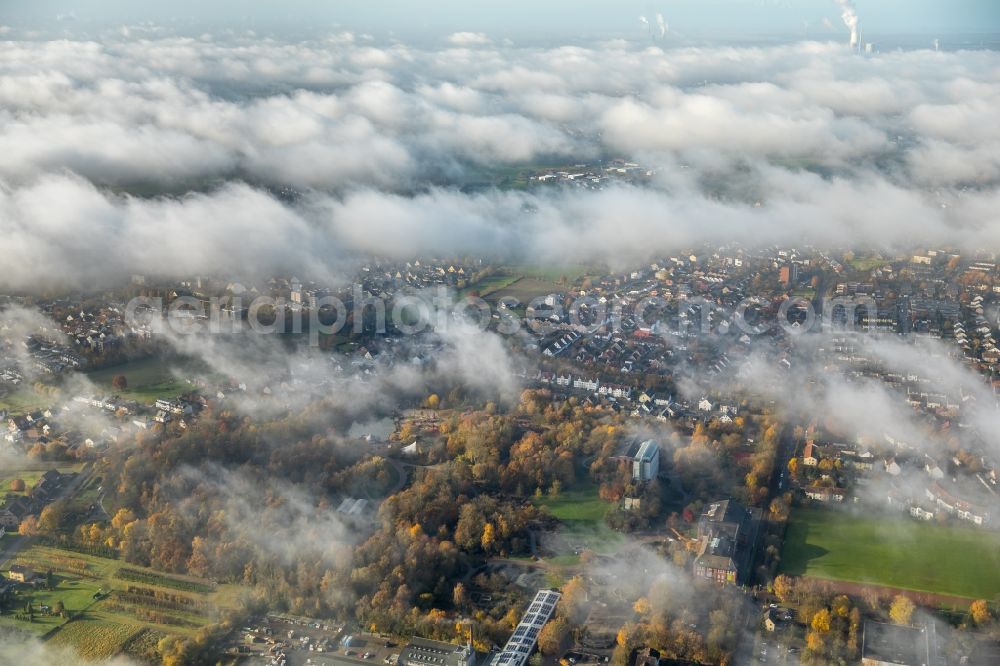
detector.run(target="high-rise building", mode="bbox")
[632,439,660,482]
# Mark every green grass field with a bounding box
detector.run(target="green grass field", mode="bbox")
[0,386,57,414]
[86,356,197,404]
[534,479,608,523]
[849,256,891,272]
[506,264,596,285]
[0,569,104,635]
[463,264,598,298]
[780,507,1000,599]
[0,470,45,496]
[488,278,567,306]
[0,464,85,500]
[533,479,623,555]
[3,355,204,414]
[461,273,522,297]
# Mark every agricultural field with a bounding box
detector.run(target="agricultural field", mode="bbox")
[1,544,235,651]
[121,627,168,663]
[780,507,1000,599]
[46,619,142,660]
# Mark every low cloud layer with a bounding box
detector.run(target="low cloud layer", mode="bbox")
[0,31,998,289]
[685,332,1000,461]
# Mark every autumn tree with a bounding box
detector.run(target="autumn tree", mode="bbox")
[773,574,795,603]
[970,599,992,625]
[454,504,485,551]
[19,514,39,536]
[889,595,915,625]
[480,523,496,552]
[768,496,790,521]
[787,457,799,479]
[186,536,212,577]
[862,587,881,611]
[847,607,862,655]
[559,576,590,625]
[538,617,570,655]
[453,582,468,610]
[811,608,832,633]
[831,595,851,619]
[111,507,137,531]
[805,630,825,653]
[691,423,710,446]
[9,478,25,492]
[112,375,128,391]
[38,500,69,535]
[616,622,636,648]
[706,608,737,658]
[633,597,651,617]
[399,423,416,443]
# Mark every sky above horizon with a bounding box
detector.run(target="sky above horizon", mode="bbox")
[4,0,1000,40]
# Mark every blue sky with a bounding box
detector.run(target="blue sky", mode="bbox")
[5,1,1000,38]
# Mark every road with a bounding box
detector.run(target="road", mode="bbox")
[732,425,794,666]
[766,425,795,502]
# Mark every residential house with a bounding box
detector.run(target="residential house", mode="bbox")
[925,480,991,526]
[599,384,632,400]
[7,565,35,583]
[805,484,846,503]
[155,399,191,416]
[0,496,34,529]
[802,441,818,467]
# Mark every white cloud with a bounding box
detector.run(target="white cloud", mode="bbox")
[447,32,491,46]
[0,33,996,289]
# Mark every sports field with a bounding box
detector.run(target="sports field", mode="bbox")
[780,507,1000,599]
